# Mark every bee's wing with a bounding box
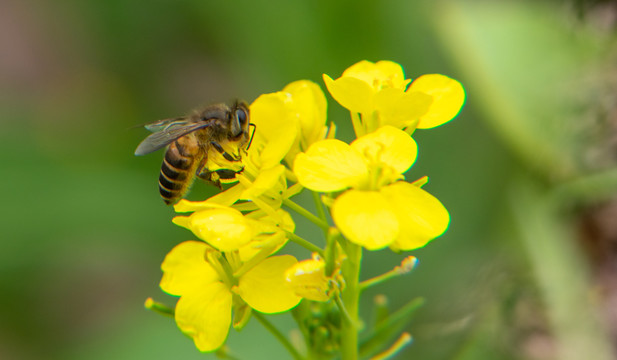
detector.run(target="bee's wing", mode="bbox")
[143,117,185,132]
[128,117,185,132]
[134,120,213,156]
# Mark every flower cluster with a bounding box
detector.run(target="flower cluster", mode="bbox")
[324,60,464,135]
[147,60,465,356]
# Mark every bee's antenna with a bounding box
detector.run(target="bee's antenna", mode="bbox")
[246,123,257,150]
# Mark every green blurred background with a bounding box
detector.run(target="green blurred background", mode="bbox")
[2,0,617,359]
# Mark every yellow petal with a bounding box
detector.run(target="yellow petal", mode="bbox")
[174,199,229,213]
[409,74,465,129]
[283,80,328,165]
[351,126,417,175]
[238,231,285,263]
[250,93,299,168]
[160,241,220,296]
[342,60,409,91]
[172,208,254,252]
[240,164,286,200]
[246,207,295,233]
[374,88,433,129]
[204,183,245,206]
[331,190,399,250]
[174,281,232,352]
[283,80,327,145]
[373,60,409,89]
[278,209,296,232]
[293,139,369,192]
[237,255,302,313]
[380,182,450,251]
[323,74,374,114]
[342,60,377,78]
[285,256,330,302]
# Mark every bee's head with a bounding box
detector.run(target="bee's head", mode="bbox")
[230,101,250,140]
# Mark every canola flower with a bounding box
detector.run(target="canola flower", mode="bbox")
[145,60,465,359]
[160,240,301,351]
[324,60,465,136]
[285,253,332,302]
[294,125,450,251]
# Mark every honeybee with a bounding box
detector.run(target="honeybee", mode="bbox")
[135,101,252,204]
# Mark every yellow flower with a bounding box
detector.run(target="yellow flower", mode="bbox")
[285,249,348,302]
[285,254,330,302]
[323,60,465,135]
[281,80,328,166]
[331,182,449,251]
[160,241,302,352]
[294,125,416,192]
[293,126,449,250]
[248,91,299,170]
[172,205,254,252]
[172,202,294,255]
[246,80,327,171]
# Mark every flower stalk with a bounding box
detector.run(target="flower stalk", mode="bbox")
[360,256,418,292]
[340,242,362,360]
[284,198,331,231]
[285,230,325,256]
[144,297,174,317]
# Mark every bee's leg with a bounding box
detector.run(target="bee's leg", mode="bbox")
[196,170,223,190]
[210,141,240,162]
[195,157,205,177]
[195,157,223,190]
[216,169,241,180]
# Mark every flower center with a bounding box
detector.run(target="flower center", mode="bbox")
[359,144,402,191]
[205,250,238,288]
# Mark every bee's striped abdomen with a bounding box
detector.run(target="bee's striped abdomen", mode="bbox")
[158,139,199,204]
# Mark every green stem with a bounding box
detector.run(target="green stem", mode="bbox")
[324,227,339,276]
[334,294,356,326]
[144,297,175,317]
[341,241,362,360]
[283,198,330,231]
[360,256,417,292]
[285,231,325,256]
[311,190,328,225]
[360,270,400,292]
[253,312,305,360]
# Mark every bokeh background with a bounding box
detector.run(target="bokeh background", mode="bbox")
[2,0,617,359]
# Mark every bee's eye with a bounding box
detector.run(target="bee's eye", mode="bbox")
[236,108,248,125]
